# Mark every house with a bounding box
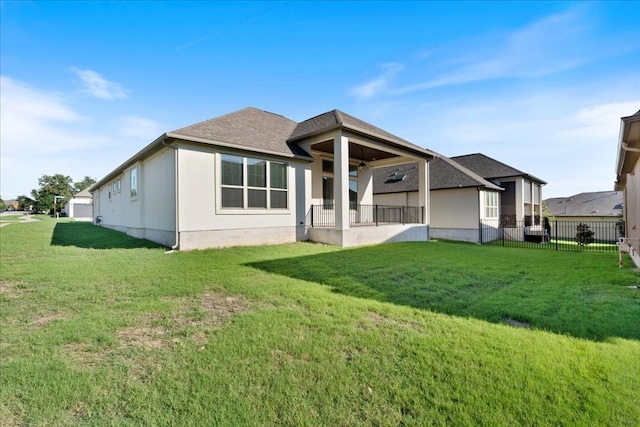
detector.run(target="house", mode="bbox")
[544,191,623,242]
[373,153,546,243]
[64,189,93,220]
[373,157,503,243]
[90,107,437,250]
[615,109,640,268]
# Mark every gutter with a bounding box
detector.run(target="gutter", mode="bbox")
[162,138,180,250]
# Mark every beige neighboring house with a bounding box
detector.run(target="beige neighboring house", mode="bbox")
[615,109,640,268]
[90,107,437,250]
[373,153,546,243]
[64,189,93,220]
[544,191,623,241]
[373,157,503,243]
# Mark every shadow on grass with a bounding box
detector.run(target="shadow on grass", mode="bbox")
[247,243,640,342]
[51,222,164,249]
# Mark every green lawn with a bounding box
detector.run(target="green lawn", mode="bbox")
[1,218,639,426]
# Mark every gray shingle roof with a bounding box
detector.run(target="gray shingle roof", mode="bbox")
[373,156,503,194]
[168,107,311,158]
[451,153,546,184]
[74,189,92,198]
[544,191,623,217]
[290,109,434,157]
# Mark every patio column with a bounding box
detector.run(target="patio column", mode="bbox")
[418,159,429,225]
[334,133,350,230]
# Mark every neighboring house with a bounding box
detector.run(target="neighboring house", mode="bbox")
[615,109,640,268]
[64,189,93,220]
[373,157,503,243]
[450,154,546,228]
[373,153,546,243]
[91,107,437,250]
[544,191,623,241]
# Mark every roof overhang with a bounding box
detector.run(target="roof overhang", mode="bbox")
[90,132,316,193]
[615,111,640,190]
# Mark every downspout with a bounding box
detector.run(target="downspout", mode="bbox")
[162,139,180,250]
[477,187,482,244]
[622,142,640,153]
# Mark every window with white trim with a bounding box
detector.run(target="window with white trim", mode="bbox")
[485,191,498,218]
[130,167,138,198]
[220,154,288,209]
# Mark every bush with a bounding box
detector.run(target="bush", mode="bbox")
[575,223,595,246]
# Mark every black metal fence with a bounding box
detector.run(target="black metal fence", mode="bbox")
[310,204,424,228]
[481,219,623,253]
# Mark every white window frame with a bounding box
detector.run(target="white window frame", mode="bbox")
[218,153,289,213]
[484,191,499,219]
[130,165,139,199]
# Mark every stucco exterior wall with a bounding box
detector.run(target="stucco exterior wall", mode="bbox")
[92,147,176,247]
[431,188,479,229]
[623,159,640,265]
[309,224,428,247]
[176,145,301,249]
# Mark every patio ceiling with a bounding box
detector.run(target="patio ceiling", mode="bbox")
[310,140,399,163]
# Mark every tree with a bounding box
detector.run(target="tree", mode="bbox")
[16,195,35,212]
[31,174,74,214]
[575,223,595,246]
[0,197,6,211]
[74,176,97,193]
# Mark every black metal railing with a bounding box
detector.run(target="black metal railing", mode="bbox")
[481,219,622,253]
[310,204,423,228]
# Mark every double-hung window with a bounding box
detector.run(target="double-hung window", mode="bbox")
[485,191,498,218]
[221,154,288,210]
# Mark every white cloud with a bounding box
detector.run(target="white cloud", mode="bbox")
[0,76,115,198]
[71,67,128,100]
[0,76,102,154]
[350,63,403,99]
[120,116,163,140]
[393,7,599,94]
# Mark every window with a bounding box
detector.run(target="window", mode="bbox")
[220,154,288,210]
[485,191,498,218]
[322,176,334,208]
[322,159,358,210]
[130,167,138,198]
[108,184,112,200]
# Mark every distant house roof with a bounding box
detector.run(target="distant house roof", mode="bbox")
[74,189,92,198]
[373,156,503,194]
[544,191,623,217]
[451,153,546,185]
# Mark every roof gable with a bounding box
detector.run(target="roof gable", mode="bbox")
[168,107,310,158]
[290,109,432,156]
[451,153,546,184]
[544,191,623,217]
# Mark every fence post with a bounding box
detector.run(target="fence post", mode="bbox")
[375,205,378,227]
[555,220,558,251]
[310,204,314,227]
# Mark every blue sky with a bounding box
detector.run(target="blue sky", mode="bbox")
[1,1,639,200]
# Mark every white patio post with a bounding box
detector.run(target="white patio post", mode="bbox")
[334,133,350,231]
[418,159,429,225]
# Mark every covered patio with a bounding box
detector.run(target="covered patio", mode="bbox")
[289,110,437,247]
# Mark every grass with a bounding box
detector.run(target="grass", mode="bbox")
[1,218,639,426]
